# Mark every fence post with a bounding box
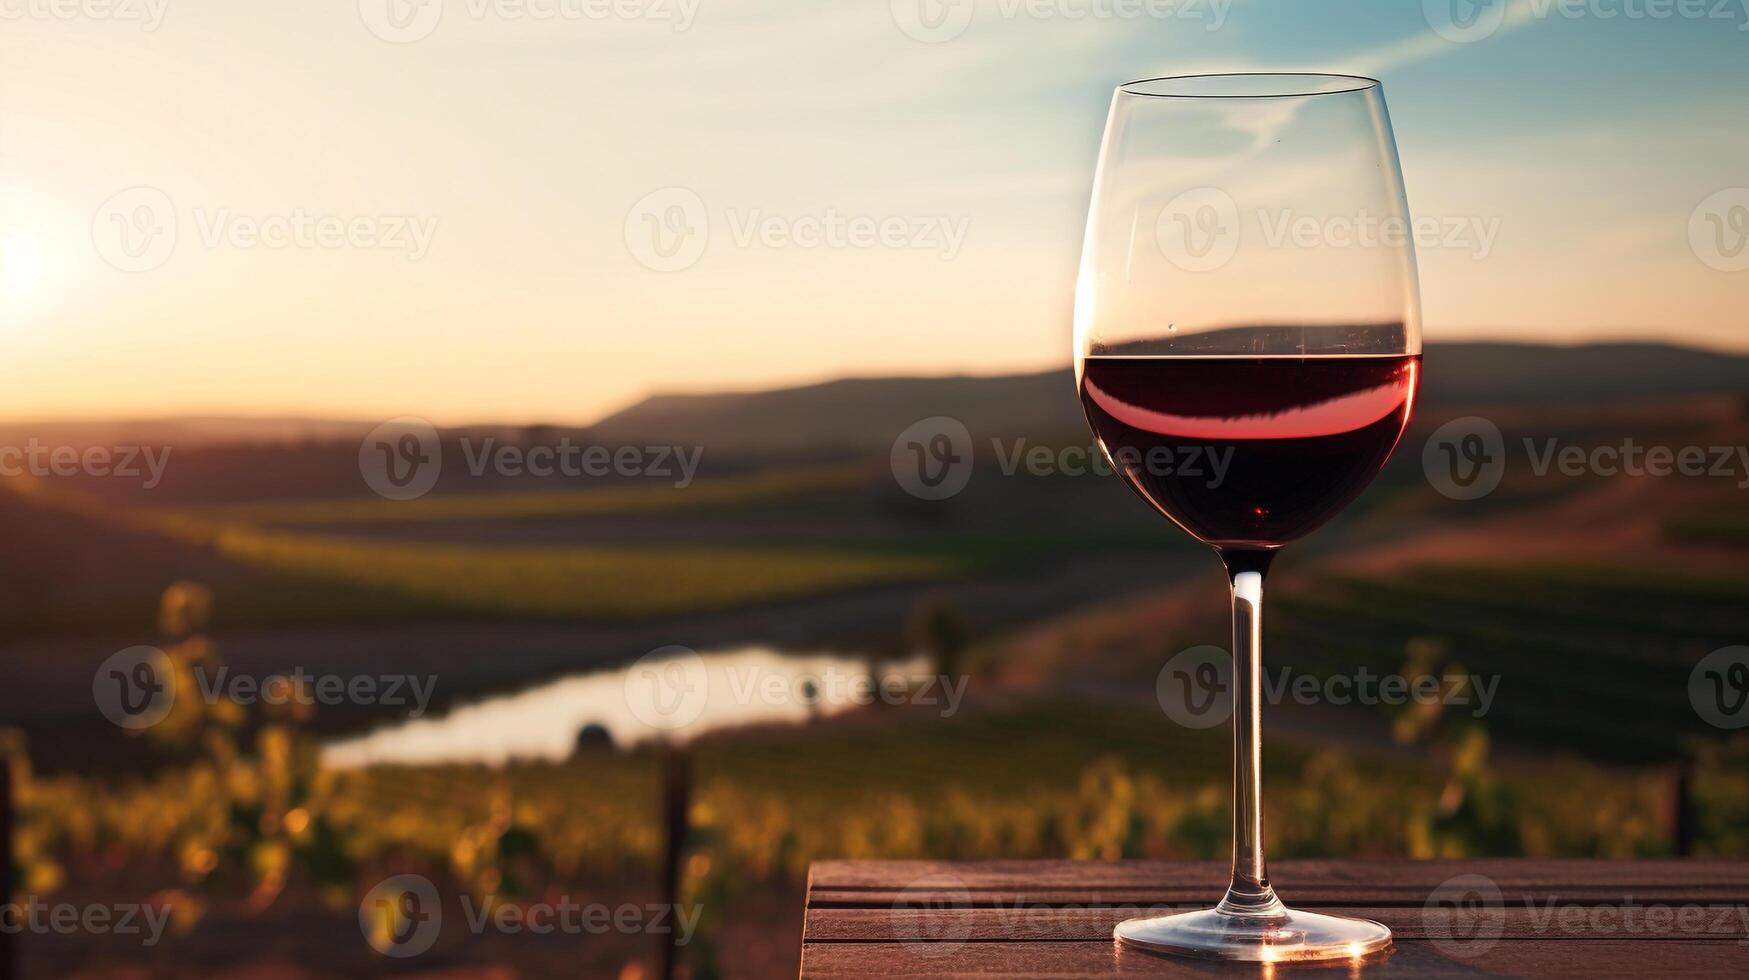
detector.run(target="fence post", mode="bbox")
[1,752,14,980]
[660,744,692,980]
[1674,761,1695,857]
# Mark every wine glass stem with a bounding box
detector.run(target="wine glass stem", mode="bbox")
[1217,561,1285,918]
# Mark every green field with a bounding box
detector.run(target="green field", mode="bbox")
[1666,513,1749,547]
[197,525,960,619]
[159,463,874,527]
[1270,563,1749,764]
[8,468,995,627]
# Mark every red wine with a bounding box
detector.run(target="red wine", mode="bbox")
[1079,355,1420,550]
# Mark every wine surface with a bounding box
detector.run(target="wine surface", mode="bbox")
[1078,355,1420,549]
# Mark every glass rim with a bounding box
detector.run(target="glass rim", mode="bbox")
[1117,72,1381,100]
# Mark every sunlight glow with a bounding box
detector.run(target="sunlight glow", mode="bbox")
[2,234,45,296]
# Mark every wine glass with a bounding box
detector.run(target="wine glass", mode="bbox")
[1073,73,1421,961]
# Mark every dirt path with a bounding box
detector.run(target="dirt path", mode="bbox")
[1333,473,1747,576]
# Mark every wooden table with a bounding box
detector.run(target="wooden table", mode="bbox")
[801,859,1749,976]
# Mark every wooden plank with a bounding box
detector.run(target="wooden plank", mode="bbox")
[810,886,1749,908]
[807,905,1749,943]
[800,939,1749,978]
[808,859,1749,907]
[808,858,1749,890]
[803,860,1749,977]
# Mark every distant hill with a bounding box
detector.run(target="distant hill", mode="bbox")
[590,373,1077,453]
[1413,342,1749,405]
[589,342,1749,453]
[0,416,378,451]
[3,342,1745,458]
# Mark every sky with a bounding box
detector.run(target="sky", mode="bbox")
[0,0,1744,424]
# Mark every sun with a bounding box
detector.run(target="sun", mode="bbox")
[2,233,46,296]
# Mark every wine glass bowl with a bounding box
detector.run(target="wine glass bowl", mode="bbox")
[1074,73,1420,362]
[1073,73,1421,962]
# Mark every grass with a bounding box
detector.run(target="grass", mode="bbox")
[15,462,1170,625]
[153,462,874,527]
[18,695,1718,914]
[1271,561,1749,764]
[1665,513,1749,547]
[179,523,964,619]
[9,474,977,623]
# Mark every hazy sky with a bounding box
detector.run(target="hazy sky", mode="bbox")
[1,0,1744,424]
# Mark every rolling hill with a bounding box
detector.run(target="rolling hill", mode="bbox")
[587,341,1749,453]
[3,341,1744,461]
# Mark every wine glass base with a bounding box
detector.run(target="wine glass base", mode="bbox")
[1114,906,1391,962]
